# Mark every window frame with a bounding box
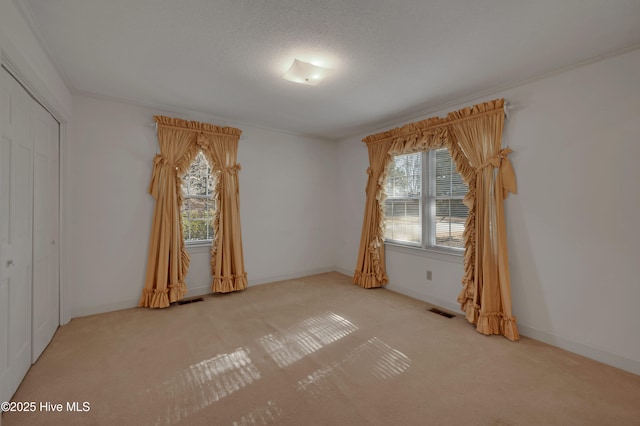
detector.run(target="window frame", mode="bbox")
[384,148,467,260]
[181,151,215,247]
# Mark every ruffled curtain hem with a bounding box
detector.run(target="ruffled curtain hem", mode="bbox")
[458,291,519,341]
[458,296,479,324]
[138,281,188,309]
[211,273,248,293]
[475,312,520,342]
[352,270,388,289]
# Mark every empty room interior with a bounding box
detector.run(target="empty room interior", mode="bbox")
[1,0,640,425]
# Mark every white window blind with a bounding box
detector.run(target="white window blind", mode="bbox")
[431,148,468,249]
[384,148,468,252]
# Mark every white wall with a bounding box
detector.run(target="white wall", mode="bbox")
[68,95,337,317]
[336,49,640,375]
[0,0,72,118]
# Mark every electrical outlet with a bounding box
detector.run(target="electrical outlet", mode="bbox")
[426,270,432,281]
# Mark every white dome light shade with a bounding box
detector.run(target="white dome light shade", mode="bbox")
[283,59,331,86]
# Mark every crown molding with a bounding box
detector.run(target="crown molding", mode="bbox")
[352,43,640,142]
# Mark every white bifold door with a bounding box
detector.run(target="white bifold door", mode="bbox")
[0,66,60,403]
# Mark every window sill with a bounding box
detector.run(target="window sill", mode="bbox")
[384,242,463,264]
[185,243,212,254]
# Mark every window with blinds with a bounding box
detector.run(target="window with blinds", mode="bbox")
[385,152,422,244]
[431,148,468,249]
[181,151,216,243]
[384,148,468,252]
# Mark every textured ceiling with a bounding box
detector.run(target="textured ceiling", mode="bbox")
[20,0,640,139]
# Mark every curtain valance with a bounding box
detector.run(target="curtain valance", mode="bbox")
[154,115,242,138]
[363,99,505,146]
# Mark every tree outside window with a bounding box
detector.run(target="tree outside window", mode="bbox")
[181,151,215,243]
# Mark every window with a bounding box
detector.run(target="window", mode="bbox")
[181,151,215,244]
[384,148,468,252]
[385,152,422,244]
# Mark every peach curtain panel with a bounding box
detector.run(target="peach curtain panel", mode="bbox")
[139,116,246,308]
[200,130,248,293]
[140,116,200,308]
[447,100,518,340]
[353,139,393,288]
[355,99,519,340]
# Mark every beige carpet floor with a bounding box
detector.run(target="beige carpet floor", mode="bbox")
[3,272,640,425]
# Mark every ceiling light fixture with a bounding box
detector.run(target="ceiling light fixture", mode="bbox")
[283,59,331,86]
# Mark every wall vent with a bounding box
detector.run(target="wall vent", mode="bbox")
[177,297,204,305]
[428,307,455,318]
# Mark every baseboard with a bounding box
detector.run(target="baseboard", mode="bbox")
[71,299,139,319]
[384,283,463,314]
[184,285,212,298]
[516,324,640,376]
[68,270,640,376]
[380,283,639,376]
[333,266,353,277]
[69,267,338,319]
[70,287,213,318]
[248,266,336,287]
[186,266,340,293]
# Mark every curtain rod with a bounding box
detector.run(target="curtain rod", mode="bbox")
[147,122,246,139]
[365,103,509,146]
[144,103,510,141]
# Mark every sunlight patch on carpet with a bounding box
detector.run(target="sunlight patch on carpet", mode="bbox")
[232,400,283,426]
[149,347,260,424]
[258,311,358,368]
[296,337,411,397]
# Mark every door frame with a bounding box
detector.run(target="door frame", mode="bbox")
[0,47,69,327]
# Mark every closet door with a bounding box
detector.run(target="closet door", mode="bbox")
[0,66,60,402]
[32,97,59,362]
[0,67,34,403]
